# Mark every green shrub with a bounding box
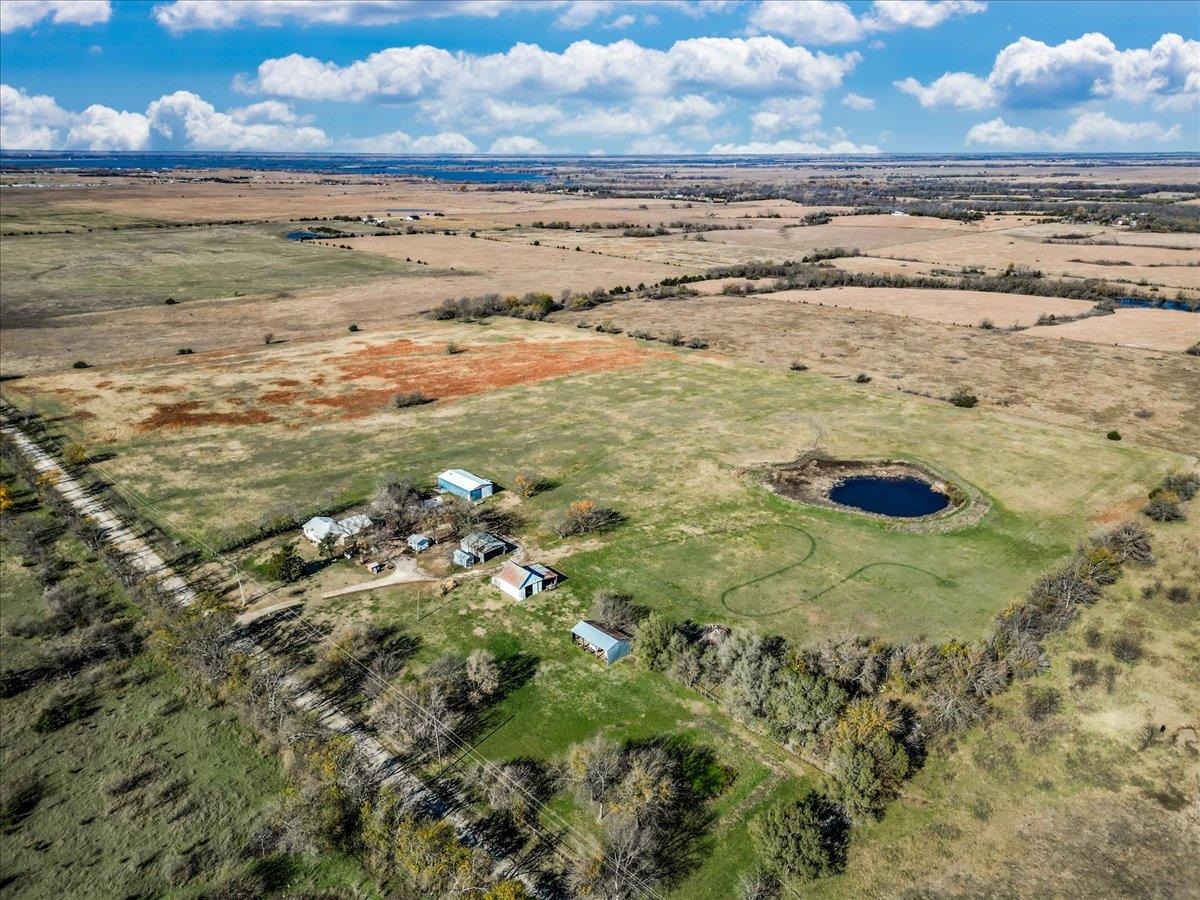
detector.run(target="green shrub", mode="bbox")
[854,373,871,384]
[1023,685,1061,721]
[1106,430,1121,441]
[753,790,846,880]
[72,360,89,369]
[790,361,809,371]
[949,388,978,408]
[264,542,304,583]
[348,323,360,332]
[33,688,94,732]
[393,392,434,409]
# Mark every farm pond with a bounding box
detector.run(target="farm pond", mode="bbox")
[829,475,950,517]
[762,457,958,520]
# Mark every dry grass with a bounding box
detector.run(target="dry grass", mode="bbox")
[341,230,683,288]
[551,294,1200,453]
[868,223,1200,291]
[1024,307,1200,351]
[760,285,1096,327]
[10,321,660,440]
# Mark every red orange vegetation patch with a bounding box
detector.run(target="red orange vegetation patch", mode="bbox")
[139,400,277,430]
[308,337,658,419]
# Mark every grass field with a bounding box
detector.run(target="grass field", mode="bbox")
[0,468,372,898]
[0,223,422,324]
[7,317,1182,647]
[813,518,1200,897]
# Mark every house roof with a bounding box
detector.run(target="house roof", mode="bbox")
[303,516,339,539]
[303,514,371,541]
[572,620,631,652]
[338,514,372,535]
[438,469,492,492]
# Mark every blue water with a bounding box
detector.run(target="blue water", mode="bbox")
[0,152,547,182]
[1114,297,1197,312]
[285,230,324,241]
[829,476,950,517]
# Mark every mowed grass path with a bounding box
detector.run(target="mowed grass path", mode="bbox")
[17,318,1183,646]
[0,223,420,323]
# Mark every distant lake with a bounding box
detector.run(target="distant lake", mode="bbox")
[0,152,545,183]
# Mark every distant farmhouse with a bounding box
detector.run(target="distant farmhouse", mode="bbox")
[453,532,507,568]
[302,514,372,545]
[571,620,633,666]
[437,469,495,502]
[492,561,561,601]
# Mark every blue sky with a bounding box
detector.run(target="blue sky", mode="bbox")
[1,0,1197,154]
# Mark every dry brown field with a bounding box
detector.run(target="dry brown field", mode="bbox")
[1023,307,1200,351]
[337,230,684,287]
[867,223,1200,290]
[11,320,658,443]
[759,286,1096,327]
[553,295,1200,453]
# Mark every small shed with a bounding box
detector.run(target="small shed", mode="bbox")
[460,532,507,561]
[492,561,561,601]
[452,548,478,568]
[407,534,432,553]
[571,620,632,666]
[437,469,495,502]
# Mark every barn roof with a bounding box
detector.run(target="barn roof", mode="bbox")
[438,469,492,491]
[496,561,539,589]
[572,620,631,651]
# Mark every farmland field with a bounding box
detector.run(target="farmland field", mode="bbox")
[6,317,1182,646]
[2,159,1199,899]
[0,223,421,324]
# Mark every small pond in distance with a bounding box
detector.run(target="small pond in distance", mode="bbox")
[285,230,324,241]
[829,476,950,518]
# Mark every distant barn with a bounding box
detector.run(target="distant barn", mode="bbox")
[437,469,495,502]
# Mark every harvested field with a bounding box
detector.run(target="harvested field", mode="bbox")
[551,295,1200,453]
[345,230,685,286]
[868,223,1200,292]
[759,286,1096,327]
[1023,307,1200,351]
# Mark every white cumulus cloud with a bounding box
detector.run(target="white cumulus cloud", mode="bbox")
[0,84,331,151]
[1,84,145,149]
[750,96,823,135]
[343,129,478,153]
[708,137,881,154]
[750,0,984,45]
[554,94,723,136]
[895,72,996,109]
[0,0,110,32]
[146,91,328,150]
[249,37,859,103]
[841,92,875,110]
[897,32,1200,110]
[965,112,1181,150]
[488,134,549,154]
[153,0,542,33]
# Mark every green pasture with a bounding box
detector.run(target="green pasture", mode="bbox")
[33,318,1182,645]
[0,222,427,324]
